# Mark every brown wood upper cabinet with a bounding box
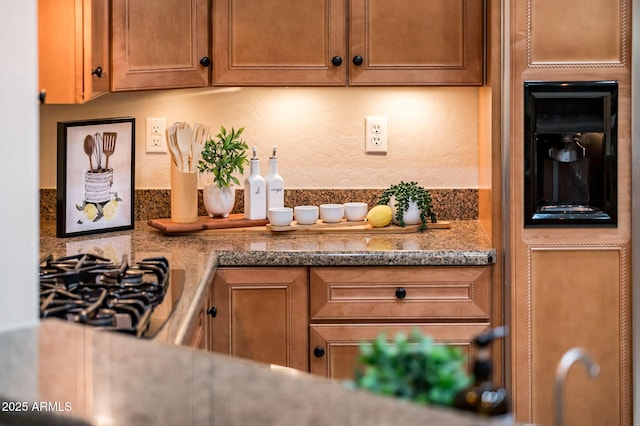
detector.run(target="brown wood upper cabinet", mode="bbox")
[38,0,110,104]
[214,0,485,86]
[111,0,210,91]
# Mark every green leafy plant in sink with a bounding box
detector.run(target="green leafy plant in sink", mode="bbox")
[346,329,471,407]
[378,181,437,231]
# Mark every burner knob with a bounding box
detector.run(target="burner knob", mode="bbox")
[206,306,217,317]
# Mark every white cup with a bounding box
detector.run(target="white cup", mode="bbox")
[294,205,319,225]
[344,202,368,221]
[319,204,344,223]
[268,207,293,226]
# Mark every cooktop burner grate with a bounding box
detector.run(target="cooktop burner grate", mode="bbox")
[39,253,173,338]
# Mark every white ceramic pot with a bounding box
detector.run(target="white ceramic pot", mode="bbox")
[388,196,421,225]
[203,184,236,218]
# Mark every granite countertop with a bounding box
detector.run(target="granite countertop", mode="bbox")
[0,320,516,426]
[39,220,496,345]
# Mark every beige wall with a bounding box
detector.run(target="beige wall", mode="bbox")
[39,86,479,190]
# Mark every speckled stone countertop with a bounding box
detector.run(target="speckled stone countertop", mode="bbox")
[39,220,495,346]
[0,320,519,426]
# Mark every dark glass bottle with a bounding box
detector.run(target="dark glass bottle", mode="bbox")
[454,326,510,416]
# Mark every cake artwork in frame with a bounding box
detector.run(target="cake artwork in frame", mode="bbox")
[56,117,135,237]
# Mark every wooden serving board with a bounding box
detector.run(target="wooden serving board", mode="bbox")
[147,214,269,234]
[267,220,450,233]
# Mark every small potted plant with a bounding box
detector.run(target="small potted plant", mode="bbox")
[378,181,437,231]
[346,329,471,408]
[197,126,249,217]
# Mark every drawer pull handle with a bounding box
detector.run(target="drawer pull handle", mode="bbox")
[313,346,325,358]
[395,287,407,299]
[206,306,217,317]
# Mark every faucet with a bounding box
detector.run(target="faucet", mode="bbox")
[554,347,600,426]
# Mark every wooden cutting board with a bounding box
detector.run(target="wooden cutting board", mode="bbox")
[147,214,269,234]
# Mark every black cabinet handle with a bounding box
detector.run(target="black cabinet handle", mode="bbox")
[39,90,46,104]
[331,56,343,66]
[92,66,103,78]
[200,56,211,67]
[313,346,325,358]
[395,287,407,299]
[352,55,364,66]
[206,306,217,317]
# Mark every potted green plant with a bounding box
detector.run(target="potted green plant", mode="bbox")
[197,126,249,217]
[346,329,471,408]
[378,181,437,231]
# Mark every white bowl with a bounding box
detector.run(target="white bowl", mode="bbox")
[344,202,368,221]
[268,207,293,226]
[319,204,344,223]
[294,205,319,225]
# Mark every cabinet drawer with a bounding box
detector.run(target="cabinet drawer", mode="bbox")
[309,323,489,379]
[310,266,490,321]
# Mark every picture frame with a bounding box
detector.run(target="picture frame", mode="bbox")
[56,117,135,238]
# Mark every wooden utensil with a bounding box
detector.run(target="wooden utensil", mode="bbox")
[102,132,117,170]
[177,127,193,172]
[190,123,209,171]
[83,134,95,171]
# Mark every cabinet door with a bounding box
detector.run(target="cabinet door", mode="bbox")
[185,289,213,351]
[213,0,347,85]
[111,0,210,91]
[349,0,484,85]
[38,0,109,103]
[309,323,489,379]
[90,0,110,97]
[212,267,308,371]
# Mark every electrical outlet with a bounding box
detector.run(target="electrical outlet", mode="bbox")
[146,117,167,153]
[365,116,387,154]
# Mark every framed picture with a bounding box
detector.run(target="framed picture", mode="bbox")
[56,117,135,238]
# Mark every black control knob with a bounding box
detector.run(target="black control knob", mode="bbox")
[352,55,364,66]
[313,346,325,358]
[200,56,211,67]
[395,287,407,299]
[331,56,343,66]
[92,66,103,78]
[206,306,217,318]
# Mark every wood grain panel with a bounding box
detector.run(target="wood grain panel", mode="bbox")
[310,266,491,321]
[309,323,488,379]
[212,268,308,371]
[111,0,209,90]
[213,0,346,85]
[349,0,484,85]
[524,246,631,426]
[526,0,630,67]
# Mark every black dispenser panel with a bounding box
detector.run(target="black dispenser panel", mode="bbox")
[524,81,617,227]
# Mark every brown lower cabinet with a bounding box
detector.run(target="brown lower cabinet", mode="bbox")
[195,265,493,380]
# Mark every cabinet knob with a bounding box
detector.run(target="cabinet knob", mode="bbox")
[39,90,46,104]
[395,287,407,299]
[352,55,364,66]
[313,346,325,358]
[206,306,217,317]
[92,66,103,78]
[331,56,343,66]
[200,56,211,67]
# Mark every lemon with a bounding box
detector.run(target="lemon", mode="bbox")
[366,205,393,227]
[84,203,98,221]
[102,200,117,220]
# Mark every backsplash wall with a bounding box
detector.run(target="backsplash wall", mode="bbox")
[39,86,479,190]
